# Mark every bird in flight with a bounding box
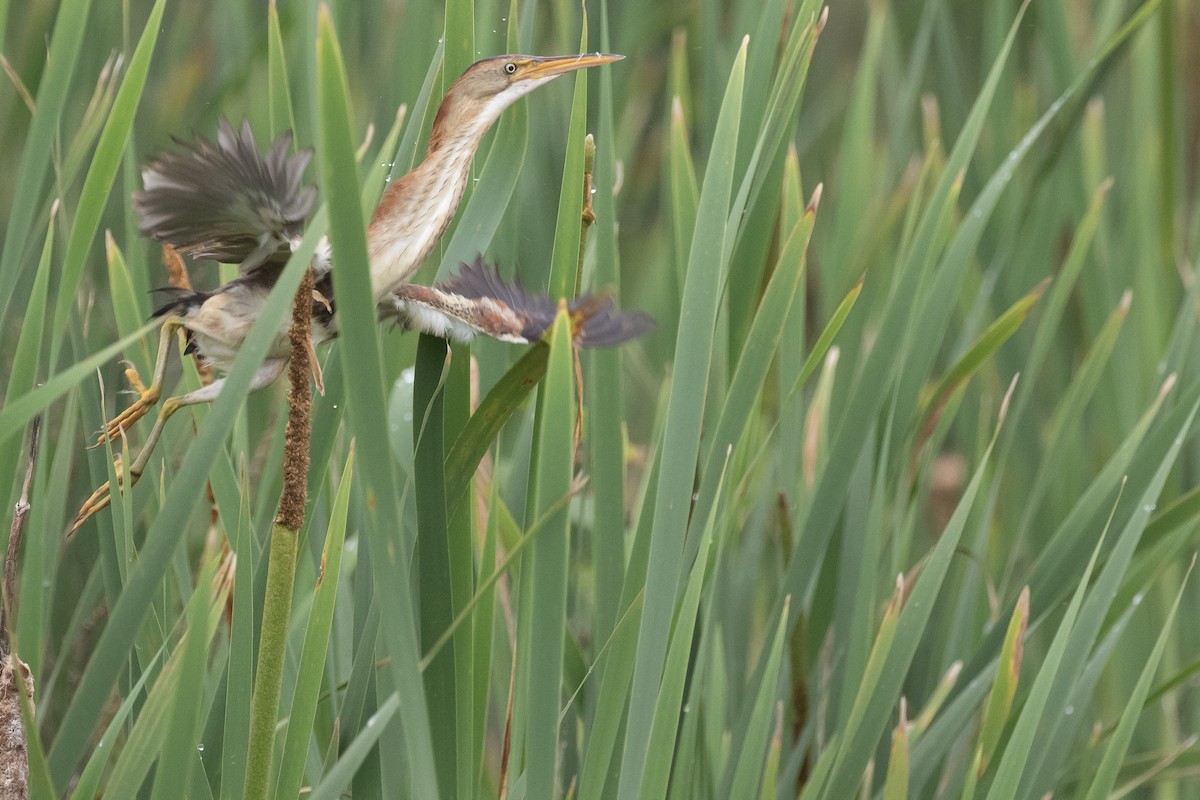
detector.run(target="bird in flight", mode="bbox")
[71,53,651,533]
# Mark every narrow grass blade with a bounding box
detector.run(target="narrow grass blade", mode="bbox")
[907,382,1184,789]
[149,558,218,800]
[221,470,257,798]
[977,587,1029,776]
[819,387,1007,799]
[266,0,297,140]
[0,0,95,328]
[388,40,445,178]
[1011,292,1130,550]
[1080,559,1190,800]
[576,396,670,799]
[411,334,457,796]
[0,203,56,519]
[103,556,229,797]
[1017,396,1200,796]
[727,597,792,799]
[802,575,902,800]
[307,693,400,800]
[0,319,158,451]
[882,699,910,800]
[667,95,699,305]
[545,15,590,298]
[103,233,151,368]
[823,1,886,297]
[916,280,1046,451]
[586,0,629,651]
[892,0,1163,441]
[983,524,1114,800]
[361,104,408,209]
[691,186,820,548]
[997,178,1112,445]
[48,0,168,365]
[422,38,476,796]
[68,649,162,800]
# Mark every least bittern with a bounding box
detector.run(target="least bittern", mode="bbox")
[71,53,651,533]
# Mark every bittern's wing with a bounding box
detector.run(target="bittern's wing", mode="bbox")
[133,118,316,279]
[385,256,654,347]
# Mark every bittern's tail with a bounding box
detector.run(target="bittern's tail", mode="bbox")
[565,293,657,348]
[384,256,654,347]
[133,118,316,276]
[149,286,211,319]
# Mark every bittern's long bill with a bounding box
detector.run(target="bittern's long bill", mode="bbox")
[70,53,652,534]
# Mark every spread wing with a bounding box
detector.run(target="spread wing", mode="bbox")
[385,256,654,347]
[133,118,316,280]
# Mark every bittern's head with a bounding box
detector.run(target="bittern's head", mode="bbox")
[430,53,623,149]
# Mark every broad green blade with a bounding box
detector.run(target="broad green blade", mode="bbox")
[444,345,549,518]
[617,39,746,797]
[638,451,724,800]
[314,9,440,798]
[522,308,576,799]
[275,455,354,800]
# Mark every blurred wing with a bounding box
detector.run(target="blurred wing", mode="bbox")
[133,118,316,279]
[567,293,656,348]
[385,256,654,348]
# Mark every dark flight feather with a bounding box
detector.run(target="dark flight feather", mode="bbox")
[133,118,316,278]
[388,256,655,347]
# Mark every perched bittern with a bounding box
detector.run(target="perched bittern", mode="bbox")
[71,53,650,532]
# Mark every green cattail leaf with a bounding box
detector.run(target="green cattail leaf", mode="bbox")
[275,453,354,800]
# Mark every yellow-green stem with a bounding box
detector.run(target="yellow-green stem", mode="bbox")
[574,134,597,297]
[243,522,299,799]
[243,267,314,799]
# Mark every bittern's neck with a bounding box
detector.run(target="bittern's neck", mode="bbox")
[365,97,502,301]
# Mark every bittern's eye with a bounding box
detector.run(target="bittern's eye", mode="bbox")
[504,62,517,74]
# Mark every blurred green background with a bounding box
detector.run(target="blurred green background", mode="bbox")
[1,0,1199,797]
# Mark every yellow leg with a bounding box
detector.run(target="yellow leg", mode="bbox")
[94,316,185,446]
[70,396,183,536]
[69,359,288,536]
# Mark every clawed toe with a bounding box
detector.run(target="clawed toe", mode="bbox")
[93,388,161,447]
[69,459,129,535]
[120,360,148,394]
[91,361,161,447]
[68,459,143,535]
[69,482,113,536]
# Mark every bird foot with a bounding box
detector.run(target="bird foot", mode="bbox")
[68,458,140,536]
[122,360,148,394]
[93,362,161,447]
